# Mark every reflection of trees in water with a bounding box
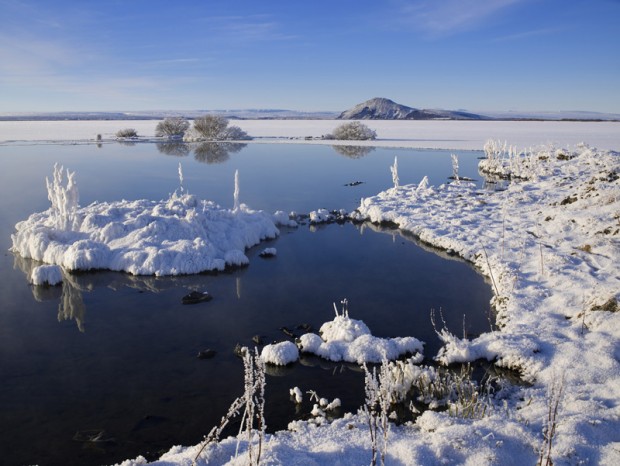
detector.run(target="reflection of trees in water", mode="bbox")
[193,142,246,164]
[156,141,191,157]
[58,275,86,332]
[13,254,247,331]
[332,145,375,159]
[13,255,85,332]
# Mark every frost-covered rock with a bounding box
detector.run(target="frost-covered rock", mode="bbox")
[259,247,277,257]
[298,310,424,364]
[273,210,298,227]
[309,208,332,223]
[261,341,299,366]
[31,264,63,286]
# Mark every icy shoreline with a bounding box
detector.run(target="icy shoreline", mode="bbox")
[117,142,619,465]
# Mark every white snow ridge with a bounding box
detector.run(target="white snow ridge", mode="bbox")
[11,165,280,275]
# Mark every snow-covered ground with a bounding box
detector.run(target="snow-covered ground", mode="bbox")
[5,120,619,465]
[1,119,619,151]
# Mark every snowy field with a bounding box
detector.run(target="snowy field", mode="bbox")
[1,119,620,151]
[4,120,619,465]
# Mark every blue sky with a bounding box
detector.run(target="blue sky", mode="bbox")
[1,0,619,113]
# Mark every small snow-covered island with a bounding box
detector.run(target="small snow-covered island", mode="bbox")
[11,164,291,278]
[9,138,620,465]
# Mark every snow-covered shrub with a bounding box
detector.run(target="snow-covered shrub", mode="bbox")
[115,128,138,138]
[46,163,80,231]
[363,359,394,466]
[480,139,551,180]
[193,347,266,465]
[390,156,399,188]
[155,117,190,138]
[187,115,251,141]
[224,124,252,140]
[330,121,377,140]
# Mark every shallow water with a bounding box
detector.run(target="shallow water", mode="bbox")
[0,142,492,465]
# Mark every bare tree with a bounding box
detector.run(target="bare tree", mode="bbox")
[155,117,190,138]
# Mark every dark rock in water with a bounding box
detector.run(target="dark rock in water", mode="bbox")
[234,343,247,358]
[344,181,364,186]
[182,290,212,304]
[197,348,217,359]
[280,326,296,338]
[296,323,312,332]
[73,429,115,443]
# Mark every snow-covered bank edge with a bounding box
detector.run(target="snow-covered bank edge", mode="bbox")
[117,143,620,465]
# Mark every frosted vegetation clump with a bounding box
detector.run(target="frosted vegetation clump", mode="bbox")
[115,128,138,138]
[328,121,377,141]
[184,115,251,142]
[46,164,80,231]
[480,139,555,180]
[390,156,399,189]
[155,117,190,139]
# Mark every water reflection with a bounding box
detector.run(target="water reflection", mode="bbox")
[13,254,231,333]
[155,141,191,157]
[58,275,86,332]
[331,145,375,158]
[193,142,246,164]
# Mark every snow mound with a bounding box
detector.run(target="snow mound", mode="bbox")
[31,264,63,286]
[11,166,279,276]
[261,341,299,366]
[298,304,424,364]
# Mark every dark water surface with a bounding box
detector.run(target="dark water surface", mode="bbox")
[0,142,492,465]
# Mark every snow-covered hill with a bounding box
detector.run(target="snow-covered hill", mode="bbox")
[338,97,485,120]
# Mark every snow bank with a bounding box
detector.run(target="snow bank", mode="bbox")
[11,167,279,276]
[31,264,63,286]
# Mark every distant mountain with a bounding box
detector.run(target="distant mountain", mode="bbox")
[0,109,339,121]
[338,98,486,120]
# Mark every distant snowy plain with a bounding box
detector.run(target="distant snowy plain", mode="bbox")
[3,119,619,465]
[1,119,619,151]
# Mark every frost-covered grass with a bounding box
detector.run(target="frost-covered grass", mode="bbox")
[117,141,619,465]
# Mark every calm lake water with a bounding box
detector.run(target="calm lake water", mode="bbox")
[0,142,493,465]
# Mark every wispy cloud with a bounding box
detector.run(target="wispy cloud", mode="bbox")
[0,32,80,75]
[196,14,298,43]
[393,0,526,38]
[492,27,564,42]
